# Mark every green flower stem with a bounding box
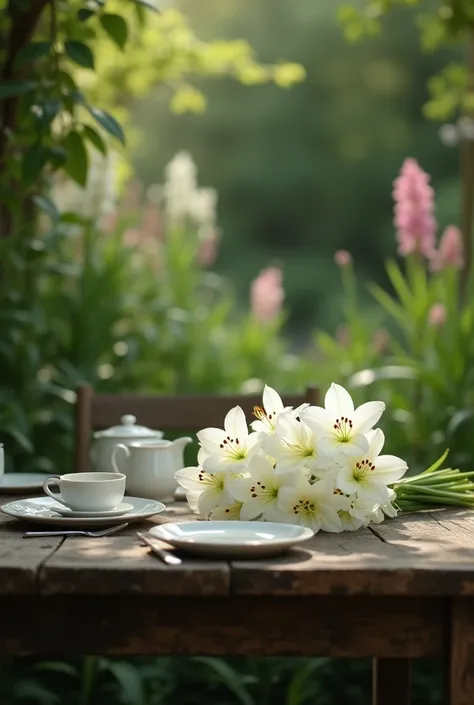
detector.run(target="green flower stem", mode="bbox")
[397,497,474,509]
[396,485,474,500]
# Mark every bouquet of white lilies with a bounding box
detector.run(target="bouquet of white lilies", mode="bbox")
[175,383,474,534]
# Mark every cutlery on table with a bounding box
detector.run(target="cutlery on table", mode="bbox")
[136,531,182,566]
[23,523,129,538]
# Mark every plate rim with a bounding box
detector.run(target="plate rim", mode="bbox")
[0,495,166,526]
[149,520,314,546]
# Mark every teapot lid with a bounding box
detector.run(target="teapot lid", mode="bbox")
[94,415,162,439]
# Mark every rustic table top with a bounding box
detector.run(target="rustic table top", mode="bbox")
[2,493,474,598]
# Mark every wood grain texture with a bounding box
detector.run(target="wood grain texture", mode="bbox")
[372,658,411,705]
[232,512,474,596]
[39,534,229,596]
[449,598,474,705]
[0,595,446,657]
[0,537,63,594]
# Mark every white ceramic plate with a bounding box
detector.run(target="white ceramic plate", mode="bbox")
[148,521,314,559]
[52,501,135,518]
[0,473,57,494]
[0,496,165,527]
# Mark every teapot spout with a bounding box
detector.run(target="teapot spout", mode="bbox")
[170,436,193,452]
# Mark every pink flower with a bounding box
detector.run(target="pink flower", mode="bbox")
[250,266,284,323]
[334,250,352,267]
[197,227,219,267]
[393,158,436,258]
[430,225,464,271]
[428,303,446,328]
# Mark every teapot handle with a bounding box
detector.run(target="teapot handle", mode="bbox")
[111,444,130,473]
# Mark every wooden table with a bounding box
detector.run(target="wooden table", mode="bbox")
[2,496,474,705]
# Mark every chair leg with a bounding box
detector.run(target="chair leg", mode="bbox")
[372,658,411,705]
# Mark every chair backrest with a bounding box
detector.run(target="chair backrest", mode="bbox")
[74,384,319,473]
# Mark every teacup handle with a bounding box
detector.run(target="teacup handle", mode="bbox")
[111,444,130,473]
[43,477,68,507]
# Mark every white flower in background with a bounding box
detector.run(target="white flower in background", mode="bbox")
[174,466,234,518]
[210,501,243,520]
[189,187,218,227]
[331,429,407,505]
[163,151,197,225]
[250,384,309,436]
[51,149,117,224]
[301,383,385,457]
[227,454,289,521]
[278,477,347,533]
[262,411,318,477]
[197,406,259,472]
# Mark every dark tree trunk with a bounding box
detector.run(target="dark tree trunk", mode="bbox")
[0,0,50,238]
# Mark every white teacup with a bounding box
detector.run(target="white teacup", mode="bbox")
[43,472,126,512]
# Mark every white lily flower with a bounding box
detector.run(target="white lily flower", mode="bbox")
[262,411,319,477]
[301,383,385,457]
[210,501,243,520]
[197,405,259,472]
[227,454,289,521]
[277,477,347,533]
[250,384,309,435]
[332,429,408,505]
[337,494,376,532]
[174,466,234,518]
[369,488,399,523]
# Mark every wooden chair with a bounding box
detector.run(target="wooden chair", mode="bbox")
[74,383,320,473]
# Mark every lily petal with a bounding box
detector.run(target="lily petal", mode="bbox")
[196,428,226,454]
[318,505,343,533]
[224,405,248,440]
[366,428,385,458]
[300,406,332,434]
[372,455,408,483]
[352,401,385,434]
[319,432,369,457]
[325,383,354,417]
[262,384,284,417]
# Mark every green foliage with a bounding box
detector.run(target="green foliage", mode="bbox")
[313,243,474,471]
[0,655,443,705]
[338,0,473,121]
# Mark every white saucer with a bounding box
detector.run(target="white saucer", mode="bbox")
[0,473,56,494]
[0,496,166,527]
[149,521,314,559]
[52,502,134,518]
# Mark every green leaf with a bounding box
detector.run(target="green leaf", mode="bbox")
[83,124,107,154]
[104,661,146,705]
[65,40,95,69]
[14,41,51,68]
[5,426,34,453]
[21,143,49,187]
[87,106,125,144]
[63,131,89,187]
[78,7,95,21]
[48,145,68,169]
[33,195,59,222]
[100,13,128,49]
[192,658,253,705]
[0,81,35,99]
[33,98,61,127]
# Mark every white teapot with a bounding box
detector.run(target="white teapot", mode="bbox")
[111,437,192,501]
[91,415,164,472]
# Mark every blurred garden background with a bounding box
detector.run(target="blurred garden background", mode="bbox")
[2,0,474,701]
